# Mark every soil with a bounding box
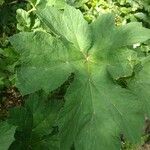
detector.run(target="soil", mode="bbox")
[0,87,22,119]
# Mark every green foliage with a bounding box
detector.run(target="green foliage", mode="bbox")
[0,122,16,150]
[16,9,31,32]
[0,47,18,90]
[8,5,150,150]
[8,92,62,150]
[28,0,89,8]
[0,0,27,90]
[67,0,89,7]
[0,0,150,150]
[28,0,66,9]
[0,0,27,38]
[0,0,5,6]
[80,0,150,26]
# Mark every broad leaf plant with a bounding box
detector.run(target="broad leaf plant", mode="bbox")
[6,5,150,150]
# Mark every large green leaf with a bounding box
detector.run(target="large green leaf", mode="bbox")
[0,122,16,150]
[9,5,150,150]
[8,92,62,150]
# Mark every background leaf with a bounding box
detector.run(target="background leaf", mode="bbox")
[0,122,16,150]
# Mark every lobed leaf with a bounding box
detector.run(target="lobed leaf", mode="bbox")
[9,5,150,150]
